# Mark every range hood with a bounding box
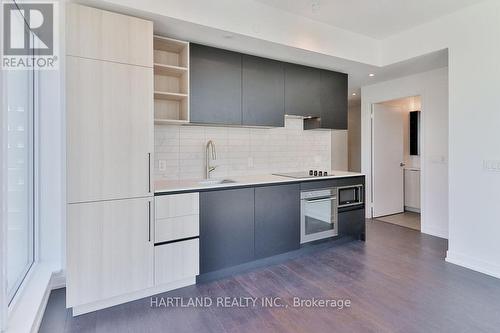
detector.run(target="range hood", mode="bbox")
[285,114,324,130]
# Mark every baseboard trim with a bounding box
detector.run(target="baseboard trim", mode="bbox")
[446,251,500,279]
[404,207,420,213]
[71,277,196,316]
[7,262,59,333]
[420,226,448,239]
[49,270,66,290]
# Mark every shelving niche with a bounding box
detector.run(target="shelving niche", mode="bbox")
[153,36,189,124]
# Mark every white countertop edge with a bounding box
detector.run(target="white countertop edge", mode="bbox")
[155,171,365,194]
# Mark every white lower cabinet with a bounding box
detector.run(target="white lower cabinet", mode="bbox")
[154,193,200,285]
[67,192,201,314]
[404,169,421,211]
[156,215,199,243]
[154,193,200,243]
[66,197,154,308]
[155,239,200,285]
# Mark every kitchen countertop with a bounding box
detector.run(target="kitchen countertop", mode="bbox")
[155,170,364,194]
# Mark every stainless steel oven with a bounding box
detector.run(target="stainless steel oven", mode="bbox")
[300,188,338,244]
[337,185,364,208]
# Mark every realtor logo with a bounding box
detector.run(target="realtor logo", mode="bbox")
[2,1,59,69]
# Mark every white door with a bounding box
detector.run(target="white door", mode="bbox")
[372,103,405,217]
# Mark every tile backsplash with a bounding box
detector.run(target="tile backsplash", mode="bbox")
[154,117,332,181]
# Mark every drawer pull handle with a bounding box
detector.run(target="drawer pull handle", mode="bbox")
[148,201,152,242]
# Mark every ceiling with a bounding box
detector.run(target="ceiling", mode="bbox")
[87,0,448,101]
[255,0,487,39]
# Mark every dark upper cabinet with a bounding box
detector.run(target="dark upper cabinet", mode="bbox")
[190,44,242,125]
[199,188,255,273]
[284,63,321,118]
[319,71,348,129]
[242,55,285,127]
[190,44,347,129]
[255,184,300,258]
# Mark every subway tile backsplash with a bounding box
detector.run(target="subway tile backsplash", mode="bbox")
[154,117,332,181]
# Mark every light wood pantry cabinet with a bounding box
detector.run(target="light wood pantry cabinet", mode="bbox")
[66,56,153,203]
[66,197,154,309]
[66,3,153,67]
[65,4,156,315]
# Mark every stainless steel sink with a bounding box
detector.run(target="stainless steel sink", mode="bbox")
[198,179,237,185]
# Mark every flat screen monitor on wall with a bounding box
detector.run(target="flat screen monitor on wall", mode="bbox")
[409,111,420,156]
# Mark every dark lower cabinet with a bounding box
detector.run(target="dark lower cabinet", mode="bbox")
[338,208,365,240]
[242,55,284,127]
[200,188,254,273]
[255,184,300,258]
[199,178,365,275]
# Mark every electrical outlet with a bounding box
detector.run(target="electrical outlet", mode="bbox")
[247,157,254,168]
[158,160,167,172]
[483,160,500,172]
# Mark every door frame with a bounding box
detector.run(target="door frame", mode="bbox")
[368,96,425,225]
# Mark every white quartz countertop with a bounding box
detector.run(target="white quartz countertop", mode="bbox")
[155,170,364,194]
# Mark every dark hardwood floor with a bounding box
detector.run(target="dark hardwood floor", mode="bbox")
[39,220,500,332]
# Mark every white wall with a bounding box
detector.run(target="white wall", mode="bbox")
[380,0,500,278]
[361,68,449,239]
[348,102,361,172]
[154,118,347,181]
[331,131,348,171]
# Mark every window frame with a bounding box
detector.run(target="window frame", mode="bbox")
[1,5,39,322]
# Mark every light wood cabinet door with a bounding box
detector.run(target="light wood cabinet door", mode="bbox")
[66,56,153,203]
[155,239,199,285]
[66,3,153,67]
[66,197,154,307]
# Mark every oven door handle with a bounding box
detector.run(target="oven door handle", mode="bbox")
[304,196,336,203]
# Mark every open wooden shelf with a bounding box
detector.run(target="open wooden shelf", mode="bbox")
[154,91,187,101]
[153,36,189,68]
[154,119,189,125]
[154,63,187,77]
[153,35,190,123]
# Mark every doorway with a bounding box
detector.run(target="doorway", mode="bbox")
[371,96,421,231]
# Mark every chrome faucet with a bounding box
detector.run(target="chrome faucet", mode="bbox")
[205,140,217,179]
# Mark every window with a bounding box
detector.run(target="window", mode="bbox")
[4,7,36,304]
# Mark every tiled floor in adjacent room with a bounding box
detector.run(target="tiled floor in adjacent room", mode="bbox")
[376,211,421,231]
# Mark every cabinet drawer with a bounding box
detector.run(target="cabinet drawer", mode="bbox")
[155,193,199,219]
[155,239,199,285]
[155,215,199,243]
